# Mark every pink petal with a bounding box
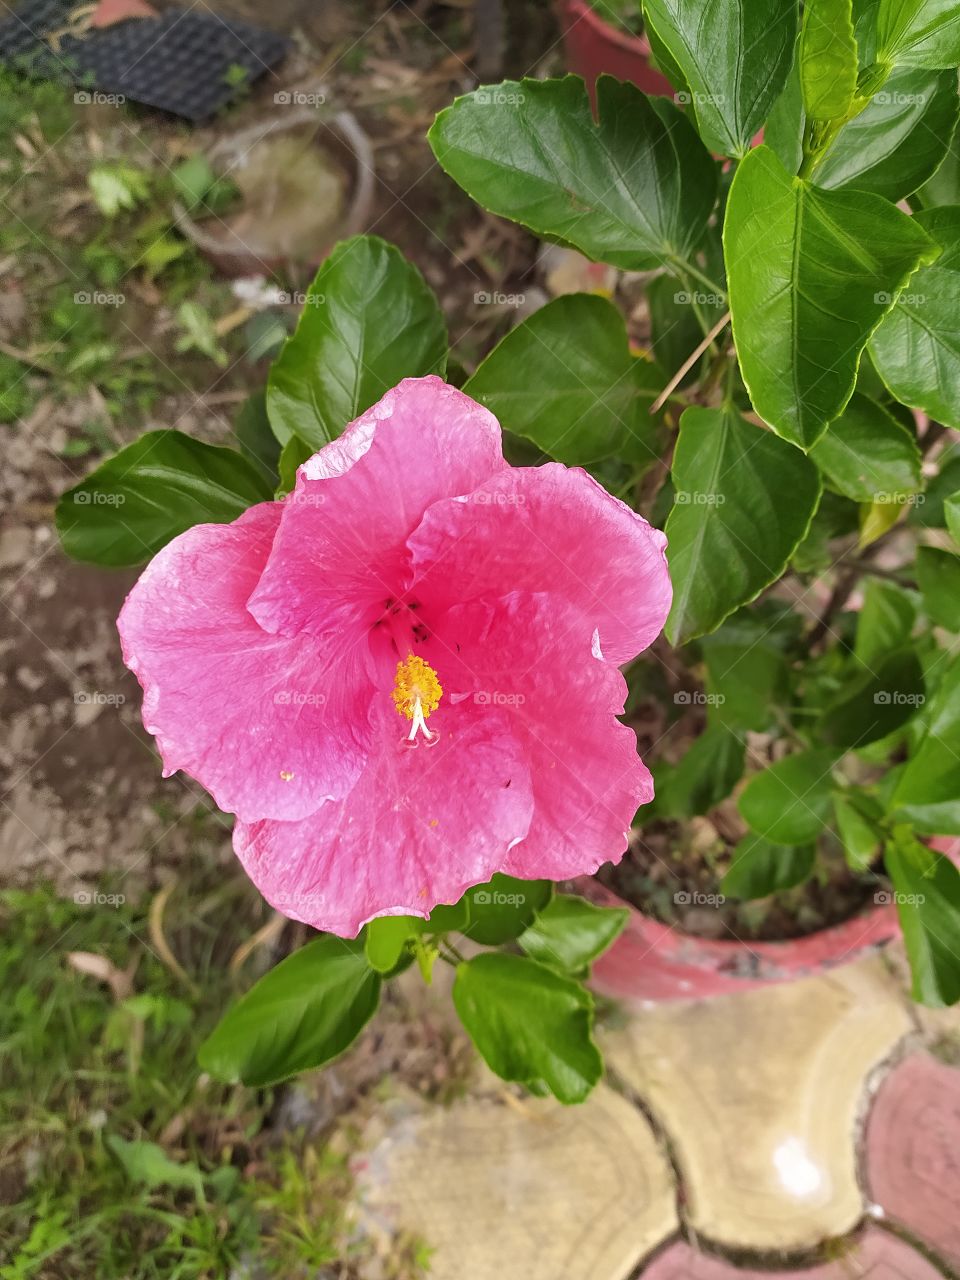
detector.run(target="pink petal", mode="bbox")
[233,699,534,937]
[118,504,372,822]
[248,376,507,639]
[409,463,672,666]
[433,594,649,883]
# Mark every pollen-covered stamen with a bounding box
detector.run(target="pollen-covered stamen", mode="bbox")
[392,654,442,743]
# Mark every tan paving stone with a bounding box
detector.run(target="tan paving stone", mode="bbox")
[351,1082,678,1280]
[600,954,912,1252]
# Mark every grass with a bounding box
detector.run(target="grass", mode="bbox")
[0,880,424,1280]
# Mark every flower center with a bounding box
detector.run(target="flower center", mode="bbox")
[392,653,442,745]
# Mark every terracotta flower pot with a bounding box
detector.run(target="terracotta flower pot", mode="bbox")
[576,837,960,1001]
[575,876,900,1002]
[554,0,674,107]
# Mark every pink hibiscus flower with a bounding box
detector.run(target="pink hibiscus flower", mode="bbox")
[119,377,671,937]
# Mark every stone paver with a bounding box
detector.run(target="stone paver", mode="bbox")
[601,955,912,1252]
[642,1227,945,1278]
[351,1082,677,1280]
[866,1051,960,1270]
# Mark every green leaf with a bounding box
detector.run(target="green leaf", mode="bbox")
[886,837,960,1006]
[819,647,926,748]
[912,447,960,527]
[88,163,150,217]
[833,793,882,870]
[701,605,795,731]
[463,874,553,946]
[854,577,917,667]
[106,1136,205,1200]
[234,389,280,487]
[877,0,960,69]
[276,433,312,498]
[175,302,228,367]
[810,393,921,502]
[917,545,960,629]
[721,834,816,899]
[892,653,960,832]
[452,953,602,1104]
[871,206,960,430]
[641,0,798,157]
[739,748,839,843]
[364,916,422,974]
[945,493,960,544]
[198,935,381,1087]
[266,235,447,450]
[429,76,717,270]
[518,894,628,974]
[425,898,470,934]
[664,405,821,644]
[56,430,272,567]
[462,294,662,467]
[800,0,859,120]
[813,67,959,202]
[654,725,745,818]
[724,145,937,448]
[172,154,217,209]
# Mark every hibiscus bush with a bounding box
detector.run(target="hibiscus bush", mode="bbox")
[57,0,960,1104]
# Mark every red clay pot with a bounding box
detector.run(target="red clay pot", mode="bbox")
[574,876,900,1003]
[554,0,674,106]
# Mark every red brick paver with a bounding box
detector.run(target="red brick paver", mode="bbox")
[866,1051,960,1270]
[642,1227,945,1277]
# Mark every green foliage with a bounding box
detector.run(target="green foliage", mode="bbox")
[56,431,272,567]
[198,935,382,1086]
[267,235,447,448]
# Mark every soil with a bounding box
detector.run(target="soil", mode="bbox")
[599,817,879,943]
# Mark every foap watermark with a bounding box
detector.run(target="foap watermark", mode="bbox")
[875,890,925,906]
[474,690,526,707]
[674,690,725,707]
[674,289,727,307]
[274,690,327,707]
[75,690,125,707]
[674,890,725,907]
[277,290,326,307]
[284,489,327,507]
[872,491,925,506]
[675,91,726,106]
[674,490,726,506]
[874,690,925,707]
[274,90,326,107]
[74,889,126,908]
[875,291,926,305]
[474,290,525,308]
[473,888,526,906]
[74,90,125,106]
[74,290,125,307]
[474,89,525,106]
[874,91,927,106]
[467,490,526,506]
[73,491,125,506]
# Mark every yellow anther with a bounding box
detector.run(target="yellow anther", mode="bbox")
[392,654,443,721]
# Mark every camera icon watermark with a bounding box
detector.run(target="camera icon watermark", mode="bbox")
[74,90,125,106]
[874,690,925,706]
[473,290,525,307]
[674,490,726,506]
[73,491,125,506]
[674,890,725,907]
[274,90,327,107]
[74,290,125,307]
[875,890,925,905]
[474,89,525,106]
[75,690,125,707]
[276,290,326,307]
[74,889,126,907]
[473,888,525,906]
[674,690,725,707]
[474,690,526,707]
[274,690,326,707]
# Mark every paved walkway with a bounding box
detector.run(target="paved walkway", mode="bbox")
[349,943,960,1278]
